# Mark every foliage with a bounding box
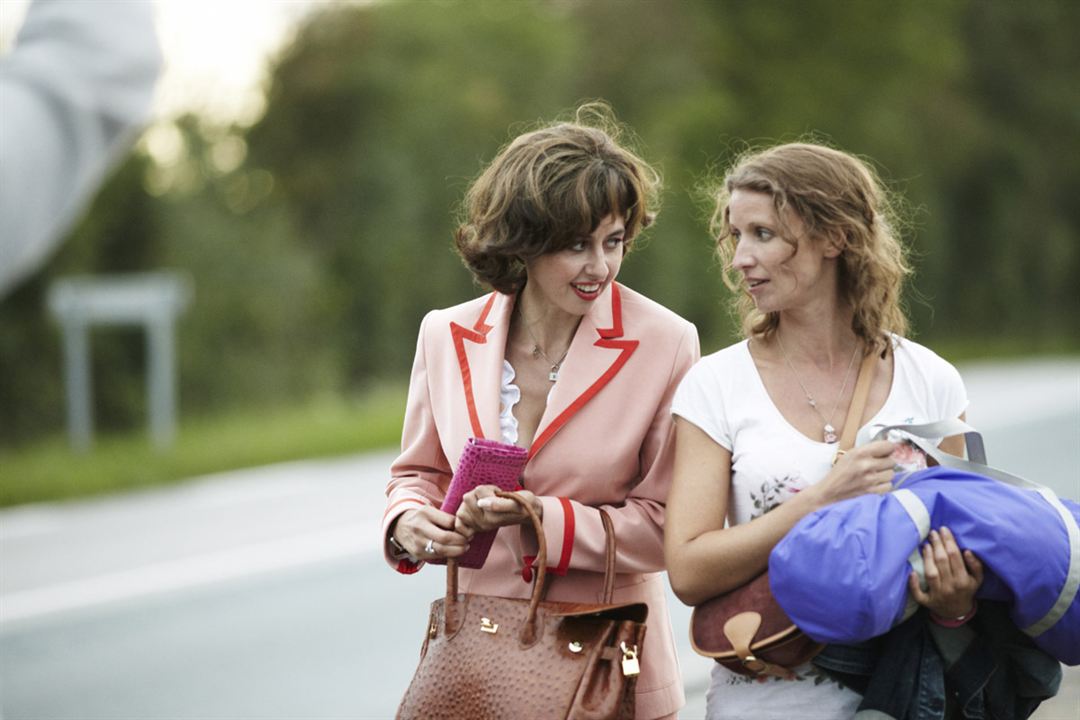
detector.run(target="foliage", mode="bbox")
[1,0,1077,453]
[0,384,405,507]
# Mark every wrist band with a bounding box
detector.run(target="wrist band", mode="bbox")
[930,598,978,628]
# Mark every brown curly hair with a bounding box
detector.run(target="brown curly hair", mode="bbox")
[710,142,912,356]
[455,102,661,294]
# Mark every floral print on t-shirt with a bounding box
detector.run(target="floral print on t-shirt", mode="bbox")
[749,475,805,519]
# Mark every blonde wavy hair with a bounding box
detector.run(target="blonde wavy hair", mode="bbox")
[455,102,661,294]
[711,143,912,356]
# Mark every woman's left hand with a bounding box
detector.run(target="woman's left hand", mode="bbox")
[908,526,984,621]
[455,485,543,536]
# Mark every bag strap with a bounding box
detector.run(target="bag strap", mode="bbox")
[599,509,616,604]
[834,350,878,459]
[872,419,1027,487]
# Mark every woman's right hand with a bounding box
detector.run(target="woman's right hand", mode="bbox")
[809,440,898,507]
[390,507,471,560]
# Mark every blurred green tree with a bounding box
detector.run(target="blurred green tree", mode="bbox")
[915,0,1080,343]
[244,1,586,382]
[2,0,1076,448]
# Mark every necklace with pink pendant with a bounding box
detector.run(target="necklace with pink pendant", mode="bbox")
[776,333,861,444]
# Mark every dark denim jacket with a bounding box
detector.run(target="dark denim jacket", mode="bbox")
[813,602,1061,720]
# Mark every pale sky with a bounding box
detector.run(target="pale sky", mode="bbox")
[0,0,324,125]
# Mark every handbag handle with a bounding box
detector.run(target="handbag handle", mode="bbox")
[446,491,547,643]
[599,508,616,604]
[446,493,620,641]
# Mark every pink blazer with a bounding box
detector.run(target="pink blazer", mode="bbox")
[383,282,699,719]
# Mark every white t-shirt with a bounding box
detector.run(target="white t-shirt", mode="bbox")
[671,336,968,720]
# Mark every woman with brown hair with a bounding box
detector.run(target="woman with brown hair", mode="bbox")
[382,104,699,719]
[665,143,982,717]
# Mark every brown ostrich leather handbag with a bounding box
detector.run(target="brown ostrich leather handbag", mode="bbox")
[397,491,647,720]
[690,351,877,679]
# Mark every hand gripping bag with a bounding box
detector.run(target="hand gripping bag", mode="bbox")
[768,420,1080,665]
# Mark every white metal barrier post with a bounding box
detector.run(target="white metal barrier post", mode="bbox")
[47,273,193,451]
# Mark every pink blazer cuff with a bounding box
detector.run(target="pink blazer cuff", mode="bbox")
[519,495,575,582]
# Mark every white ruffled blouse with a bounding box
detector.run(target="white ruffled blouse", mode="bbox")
[499,359,557,446]
[499,359,522,445]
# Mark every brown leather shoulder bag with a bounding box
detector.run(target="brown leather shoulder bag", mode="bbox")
[397,491,646,719]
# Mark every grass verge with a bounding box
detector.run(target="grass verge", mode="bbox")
[0,383,406,508]
[927,336,1080,363]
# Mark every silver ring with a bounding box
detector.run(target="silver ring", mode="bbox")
[425,538,435,555]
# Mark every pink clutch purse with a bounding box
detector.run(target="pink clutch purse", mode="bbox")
[429,437,528,569]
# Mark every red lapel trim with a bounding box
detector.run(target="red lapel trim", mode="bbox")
[449,293,498,439]
[527,284,638,459]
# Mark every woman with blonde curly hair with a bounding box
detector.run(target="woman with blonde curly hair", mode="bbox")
[665,143,981,718]
[382,104,699,719]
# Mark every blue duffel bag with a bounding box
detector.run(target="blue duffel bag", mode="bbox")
[769,420,1080,665]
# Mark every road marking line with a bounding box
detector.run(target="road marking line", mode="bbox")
[0,525,366,626]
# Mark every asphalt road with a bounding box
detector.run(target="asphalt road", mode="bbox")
[1,358,1077,719]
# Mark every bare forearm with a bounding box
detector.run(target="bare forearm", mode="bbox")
[668,490,821,605]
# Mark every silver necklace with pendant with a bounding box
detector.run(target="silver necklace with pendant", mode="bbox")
[522,318,570,383]
[776,332,861,444]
